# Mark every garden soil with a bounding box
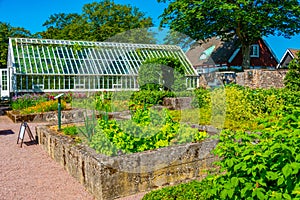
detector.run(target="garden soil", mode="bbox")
[0,113,145,200]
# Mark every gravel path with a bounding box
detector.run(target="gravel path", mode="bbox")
[0,114,146,200]
[0,115,94,200]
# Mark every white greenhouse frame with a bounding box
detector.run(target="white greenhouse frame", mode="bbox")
[3,37,198,97]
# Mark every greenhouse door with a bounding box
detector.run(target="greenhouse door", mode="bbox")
[0,69,9,99]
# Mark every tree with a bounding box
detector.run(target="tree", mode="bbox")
[284,51,300,91]
[39,13,91,40]
[158,0,300,69]
[40,0,154,42]
[82,0,153,41]
[0,22,31,68]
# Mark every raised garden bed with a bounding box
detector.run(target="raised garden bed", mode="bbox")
[6,109,131,123]
[36,125,218,200]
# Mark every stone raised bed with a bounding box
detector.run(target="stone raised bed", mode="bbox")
[163,97,193,110]
[36,126,218,200]
[7,109,131,123]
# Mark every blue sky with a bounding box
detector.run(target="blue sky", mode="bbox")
[1,0,299,60]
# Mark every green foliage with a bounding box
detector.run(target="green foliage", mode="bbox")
[63,91,73,103]
[0,22,31,68]
[145,94,300,200]
[71,91,129,112]
[129,90,175,110]
[192,87,211,108]
[205,107,300,199]
[71,95,96,110]
[11,94,48,110]
[95,92,112,112]
[78,110,97,142]
[138,56,187,91]
[89,108,205,156]
[94,91,130,112]
[19,100,66,114]
[39,0,154,42]
[158,0,300,68]
[142,179,212,200]
[192,85,298,130]
[284,51,300,91]
[40,13,85,40]
[62,126,78,136]
[223,85,285,130]
[138,61,162,91]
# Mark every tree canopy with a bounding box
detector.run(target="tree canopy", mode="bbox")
[39,0,154,42]
[158,0,300,69]
[0,22,31,68]
[39,13,89,40]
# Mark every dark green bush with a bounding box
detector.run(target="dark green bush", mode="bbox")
[129,90,175,110]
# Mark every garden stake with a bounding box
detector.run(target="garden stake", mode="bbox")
[54,93,64,131]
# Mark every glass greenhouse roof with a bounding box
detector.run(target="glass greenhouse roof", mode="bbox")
[8,38,197,76]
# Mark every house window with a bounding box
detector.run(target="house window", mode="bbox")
[250,44,259,57]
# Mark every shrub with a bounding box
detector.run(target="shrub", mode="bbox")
[192,85,293,130]
[205,108,300,199]
[129,90,175,110]
[192,87,211,108]
[138,56,187,91]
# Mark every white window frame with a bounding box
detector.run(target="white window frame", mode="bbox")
[250,44,259,58]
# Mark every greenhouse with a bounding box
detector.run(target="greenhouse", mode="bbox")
[1,37,198,98]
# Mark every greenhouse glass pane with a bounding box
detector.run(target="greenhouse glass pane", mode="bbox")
[70,76,74,89]
[43,76,49,89]
[55,76,60,90]
[89,49,101,74]
[75,60,83,74]
[84,49,94,74]
[46,47,55,73]
[93,50,105,74]
[18,58,26,74]
[62,76,68,90]
[84,49,96,74]
[16,75,21,90]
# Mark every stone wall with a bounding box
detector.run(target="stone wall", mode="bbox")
[7,109,130,123]
[236,69,288,89]
[36,126,218,200]
[7,109,89,123]
[163,97,193,110]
